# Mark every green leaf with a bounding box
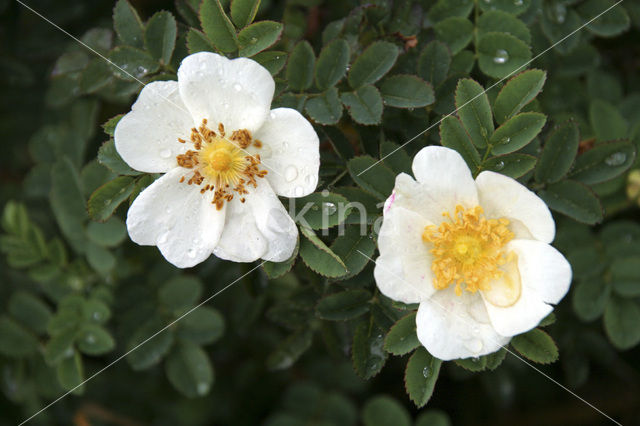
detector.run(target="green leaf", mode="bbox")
[604,296,640,350]
[538,180,603,224]
[341,85,384,125]
[88,176,137,222]
[83,298,111,324]
[286,41,315,90]
[348,41,399,89]
[417,41,451,87]
[267,328,313,370]
[316,290,371,321]
[589,100,628,141]
[347,156,395,200]
[263,237,299,279]
[572,279,609,322]
[477,32,532,79]
[305,88,343,125]
[578,0,630,37]
[186,28,215,54]
[292,192,350,230]
[315,38,350,90]
[569,140,636,185]
[384,312,420,356]
[56,350,84,394]
[80,59,114,94]
[50,158,88,252]
[98,139,141,176]
[483,153,537,179]
[108,46,159,81]
[490,112,546,155]
[252,51,287,75]
[102,115,123,137]
[415,411,452,426]
[352,322,387,379]
[455,79,493,148]
[379,75,435,109]
[113,0,144,48]
[176,306,225,345]
[165,340,214,397]
[381,141,412,175]
[200,0,238,53]
[126,319,175,370]
[299,226,347,278]
[8,292,52,335]
[76,324,115,356]
[159,276,203,314]
[450,50,475,75]
[428,0,474,22]
[434,17,473,55]
[145,11,177,65]
[535,121,580,183]
[230,0,261,28]
[86,242,116,274]
[44,329,76,365]
[0,317,39,357]
[330,226,376,280]
[86,217,127,248]
[404,347,442,408]
[493,69,546,124]
[334,186,380,225]
[478,10,531,44]
[511,329,559,364]
[478,0,530,15]
[238,21,283,57]
[540,9,582,55]
[439,116,481,171]
[362,395,411,426]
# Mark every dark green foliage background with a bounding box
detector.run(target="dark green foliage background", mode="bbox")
[1,0,640,425]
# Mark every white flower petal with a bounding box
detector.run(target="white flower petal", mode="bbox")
[475,171,555,243]
[114,81,194,173]
[410,146,478,210]
[177,52,274,133]
[416,287,510,361]
[214,180,297,263]
[126,168,226,268]
[374,207,436,304]
[389,172,478,224]
[482,239,571,336]
[253,108,320,198]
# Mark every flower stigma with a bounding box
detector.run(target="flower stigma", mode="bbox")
[422,205,515,297]
[176,119,267,210]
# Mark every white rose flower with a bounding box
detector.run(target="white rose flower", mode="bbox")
[114,52,319,268]
[374,146,572,360]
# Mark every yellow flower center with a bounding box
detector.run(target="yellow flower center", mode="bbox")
[422,205,515,297]
[175,119,267,210]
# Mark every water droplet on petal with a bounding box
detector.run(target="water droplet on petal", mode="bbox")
[305,174,317,188]
[233,83,242,91]
[294,186,304,197]
[493,49,509,64]
[285,165,298,182]
[157,232,169,245]
[604,152,627,166]
[159,149,172,159]
[187,248,197,258]
[465,338,483,354]
[269,111,277,120]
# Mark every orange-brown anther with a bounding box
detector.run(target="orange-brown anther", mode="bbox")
[230,129,252,149]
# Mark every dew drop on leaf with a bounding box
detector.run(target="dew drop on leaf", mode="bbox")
[422,366,430,378]
[604,152,627,166]
[493,49,509,64]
